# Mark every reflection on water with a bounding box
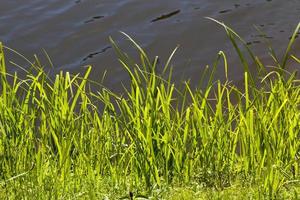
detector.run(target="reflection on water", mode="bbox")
[84,15,104,24]
[151,10,180,22]
[0,0,299,88]
[82,46,111,62]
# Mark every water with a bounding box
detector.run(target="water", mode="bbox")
[1,0,300,89]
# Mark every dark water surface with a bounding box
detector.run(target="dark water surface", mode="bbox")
[1,0,300,88]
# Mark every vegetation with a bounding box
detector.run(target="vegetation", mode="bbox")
[0,21,300,199]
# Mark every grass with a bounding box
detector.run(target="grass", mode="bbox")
[0,20,300,199]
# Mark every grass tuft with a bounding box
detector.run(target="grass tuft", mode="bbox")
[0,21,300,199]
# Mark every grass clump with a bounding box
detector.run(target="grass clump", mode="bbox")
[0,21,300,199]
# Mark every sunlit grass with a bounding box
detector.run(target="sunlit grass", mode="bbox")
[0,21,300,199]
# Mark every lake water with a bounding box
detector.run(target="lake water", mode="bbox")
[1,0,300,89]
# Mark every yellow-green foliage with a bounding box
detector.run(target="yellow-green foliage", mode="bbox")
[0,21,300,199]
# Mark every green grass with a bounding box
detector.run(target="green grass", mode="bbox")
[0,21,300,199]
